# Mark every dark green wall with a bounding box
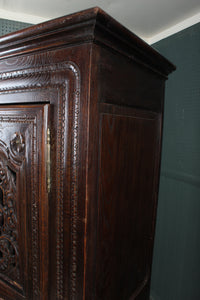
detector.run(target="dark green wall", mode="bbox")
[151,22,200,300]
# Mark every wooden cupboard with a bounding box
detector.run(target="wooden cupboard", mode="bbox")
[0,7,175,300]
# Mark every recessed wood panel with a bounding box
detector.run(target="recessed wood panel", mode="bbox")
[95,111,160,299]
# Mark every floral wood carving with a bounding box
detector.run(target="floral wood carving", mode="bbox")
[0,158,19,282]
[10,132,25,155]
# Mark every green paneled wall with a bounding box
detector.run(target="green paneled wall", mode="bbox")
[0,18,31,36]
[151,22,200,300]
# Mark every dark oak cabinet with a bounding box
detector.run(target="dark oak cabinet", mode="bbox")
[0,7,175,300]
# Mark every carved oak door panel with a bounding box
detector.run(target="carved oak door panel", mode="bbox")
[0,105,50,300]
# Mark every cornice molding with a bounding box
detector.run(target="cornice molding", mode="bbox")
[0,7,175,78]
[0,7,199,46]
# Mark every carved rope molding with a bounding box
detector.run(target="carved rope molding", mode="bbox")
[0,61,81,300]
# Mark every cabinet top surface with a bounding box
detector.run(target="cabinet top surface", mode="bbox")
[0,7,175,76]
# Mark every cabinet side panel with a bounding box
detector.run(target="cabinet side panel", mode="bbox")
[84,44,166,299]
[95,108,161,299]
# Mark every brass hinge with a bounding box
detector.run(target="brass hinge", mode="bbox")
[46,128,51,193]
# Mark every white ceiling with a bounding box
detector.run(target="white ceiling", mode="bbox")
[0,0,199,43]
